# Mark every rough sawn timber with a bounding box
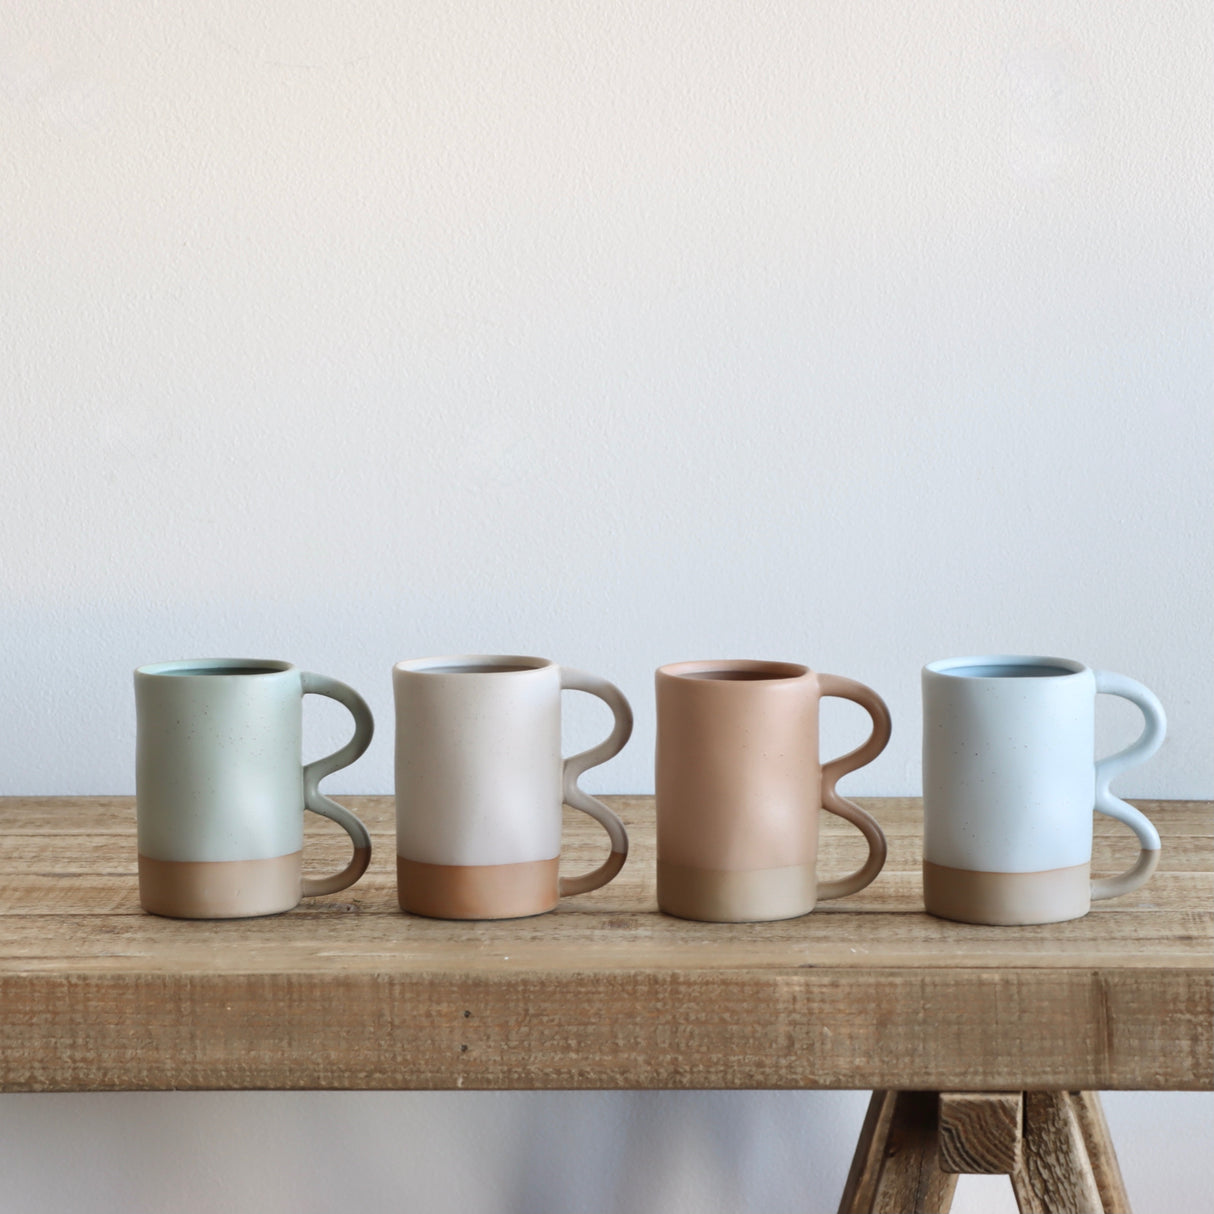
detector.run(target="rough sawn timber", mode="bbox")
[0,797,1209,1093]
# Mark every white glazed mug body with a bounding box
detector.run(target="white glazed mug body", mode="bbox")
[922,655,1164,924]
[393,655,631,919]
[135,659,373,918]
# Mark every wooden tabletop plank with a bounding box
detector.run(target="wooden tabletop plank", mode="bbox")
[0,797,1209,1094]
[0,912,1206,971]
[4,828,1211,874]
[0,879,1207,922]
[2,796,1211,835]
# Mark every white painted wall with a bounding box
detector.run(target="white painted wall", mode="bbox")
[2,2,1210,1211]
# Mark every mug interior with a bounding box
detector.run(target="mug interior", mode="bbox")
[395,655,552,676]
[661,659,808,682]
[137,659,293,678]
[927,655,1085,680]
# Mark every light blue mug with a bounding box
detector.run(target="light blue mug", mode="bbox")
[922,654,1165,925]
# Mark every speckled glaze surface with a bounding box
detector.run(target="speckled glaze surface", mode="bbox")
[134,659,373,918]
[921,654,1165,925]
[393,655,632,919]
[654,659,890,922]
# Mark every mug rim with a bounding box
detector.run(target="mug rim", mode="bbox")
[136,658,295,678]
[657,658,811,682]
[924,654,1088,680]
[394,654,555,676]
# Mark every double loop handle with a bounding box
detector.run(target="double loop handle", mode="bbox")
[285,665,1159,908]
[299,672,375,897]
[557,668,634,897]
[1091,670,1166,901]
[816,674,892,901]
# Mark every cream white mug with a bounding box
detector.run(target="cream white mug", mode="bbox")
[922,654,1165,925]
[393,655,632,919]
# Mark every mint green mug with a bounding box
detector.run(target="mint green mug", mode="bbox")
[135,658,373,918]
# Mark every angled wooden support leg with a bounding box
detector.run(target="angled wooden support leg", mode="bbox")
[841,1090,1129,1214]
[1009,1091,1108,1214]
[1071,1092,1132,1214]
[837,1090,958,1214]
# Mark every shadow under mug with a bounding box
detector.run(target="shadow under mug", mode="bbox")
[135,658,374,918]
[655,659,891,922]
[922,655,1166,925]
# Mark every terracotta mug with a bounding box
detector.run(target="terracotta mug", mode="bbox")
[135,658,373,918]
[922,654,1165,925]
[655,659,891,922]
[393,655,632,919]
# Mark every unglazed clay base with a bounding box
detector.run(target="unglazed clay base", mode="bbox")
[923,859,1091,925]
[139,852,302,919]
[397,856,560,920]
[657,860,817,923]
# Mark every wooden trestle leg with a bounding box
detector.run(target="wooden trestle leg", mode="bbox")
[837,1091,958,1213]
[838,1091,1132,1214]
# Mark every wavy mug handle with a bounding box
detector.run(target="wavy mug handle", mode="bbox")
[557,668,633,897]
[815,674,891,900]
[1091,670,1165,901]
[299,672,375,897]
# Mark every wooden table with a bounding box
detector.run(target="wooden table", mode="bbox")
[1,797,1210,1212]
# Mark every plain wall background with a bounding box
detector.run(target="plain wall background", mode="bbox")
[2,2,1210,1211]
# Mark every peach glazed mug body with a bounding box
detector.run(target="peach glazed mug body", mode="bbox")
[655,659,890,923]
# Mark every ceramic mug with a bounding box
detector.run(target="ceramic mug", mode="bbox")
[655,659,891,922]
[135,658,373,918]
[393,655,632,919]
[922,654,1166,925]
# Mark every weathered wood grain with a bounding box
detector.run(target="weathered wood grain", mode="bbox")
[1071,1090,1131,1214]
[938,1092,1023,1174]
[1010,1091,1104,1214]
[0,966,1207,1092]
[837,1090,958,1213]
[0,797,1209,1093]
